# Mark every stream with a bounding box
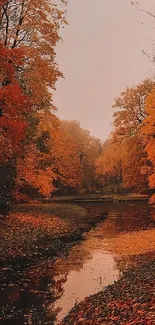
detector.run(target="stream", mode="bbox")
[0,201,155,324]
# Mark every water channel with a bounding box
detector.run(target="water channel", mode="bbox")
[0,201,155,324]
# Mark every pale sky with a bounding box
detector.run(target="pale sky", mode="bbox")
[54,0,155,140]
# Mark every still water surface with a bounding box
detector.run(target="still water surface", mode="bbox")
[0,201,155,324]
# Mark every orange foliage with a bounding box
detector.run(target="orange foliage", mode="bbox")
[108,80,154,193]
[16,144,57,196]
[96,139,122,192]
[121,136,148,191]
[96,140,121,177]
[51,123,82,188]
[141,90,155,203]
[58,121,102,191]
[16,116,82,196]
[0,0,67,110]
[0,0,67,198]
[113,79,155,139]
[2,1,154,200]
[15,116,102,196]
[0,44,29,162]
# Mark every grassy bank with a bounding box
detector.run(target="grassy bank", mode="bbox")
[0,203,107,268]
[61,261,155,325]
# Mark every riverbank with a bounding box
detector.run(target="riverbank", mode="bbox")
[38,193,149,203]
[61,260,155,325]
[0,200,154,324]
[0,202,108,268]
[0,195,150,267]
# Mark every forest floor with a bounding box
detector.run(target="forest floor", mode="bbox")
[0,202,108,268]
[61,260,155,325]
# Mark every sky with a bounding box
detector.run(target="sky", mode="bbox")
[54,0,155,140]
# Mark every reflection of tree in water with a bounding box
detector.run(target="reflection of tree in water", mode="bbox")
[54,245,92,274]
[1,202,153,324]
[95,217,121,238]
[83,201,154,233]
[0,261,68,324]
[0,237,94,324]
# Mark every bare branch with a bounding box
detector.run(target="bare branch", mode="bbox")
[131,1,155,19]
[2,3,9,46]
[12,0,25,48]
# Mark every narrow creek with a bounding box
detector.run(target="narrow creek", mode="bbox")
[0,201,155,324]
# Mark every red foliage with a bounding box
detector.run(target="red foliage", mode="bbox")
[0,43,29,160]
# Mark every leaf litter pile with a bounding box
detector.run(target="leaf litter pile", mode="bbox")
[61,261,155,325]
[0,212,69,264]
[0,203,89,265]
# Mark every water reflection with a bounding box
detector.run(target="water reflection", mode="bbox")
[82,200,154,234]
[0,201,155,324]
[0,261,66,324]
[52,251,119,321]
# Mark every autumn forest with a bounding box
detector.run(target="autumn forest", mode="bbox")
[0,1,155,204]
[0,1,155,324]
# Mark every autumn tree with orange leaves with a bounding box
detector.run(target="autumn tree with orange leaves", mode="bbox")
[96,139,122,193]
[0,45,29,161]
[16,115,82,197]
[0,44,30,200]
[0,0,67,200]
[1,0,155,200]
[121,136,148,192]
[96,80,155,194]
[141,90,155,203]
[113,80,155,139]
[113,80,155,192]
[16,117,102,197]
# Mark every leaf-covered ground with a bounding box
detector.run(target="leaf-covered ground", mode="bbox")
[61,261,155,325]
[0,212,69,263]
[0,203,103,267]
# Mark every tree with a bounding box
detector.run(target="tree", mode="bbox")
[111,80,154,193]
[59,120,102,193]
[0,44,29,162]
[96,135,148,194]
[0,0,67,109]
[96,139,122,193]
[16,117,82,197]
[0,43,30,200]
[126,1,155,19]
[82,137,102,192]
[0,0,67,199]
[15,111,59,197]
[121,136,148,192]
[113,79,155,139]
[141,90,155,203]
[16,117,102,197]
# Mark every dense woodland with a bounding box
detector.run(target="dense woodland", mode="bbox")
[0,0,155,204]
